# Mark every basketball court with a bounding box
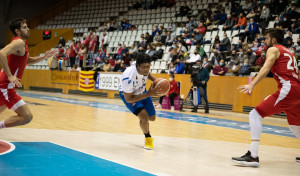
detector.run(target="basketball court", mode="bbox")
[0,90,299,176]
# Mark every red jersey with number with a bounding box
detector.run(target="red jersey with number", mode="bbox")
[0,37,28,89]
[272,45,300,88]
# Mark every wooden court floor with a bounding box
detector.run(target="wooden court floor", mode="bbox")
[0,90,299,176]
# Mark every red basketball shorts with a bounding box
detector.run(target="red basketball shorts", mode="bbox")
[0,88,25,111]
[255,83,300,126]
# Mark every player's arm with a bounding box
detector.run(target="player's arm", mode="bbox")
[0,39,24,76]
[0,39,24,87]
[148,73,156,81]
[27,49,57,65]
[239,47,279,94]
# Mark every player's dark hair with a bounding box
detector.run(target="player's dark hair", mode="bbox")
[9,17,26,36]
[136,53,151,66]
[264,28,284,44]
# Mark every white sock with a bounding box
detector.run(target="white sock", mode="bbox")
[249,109,262,158]
[0,120,6,129]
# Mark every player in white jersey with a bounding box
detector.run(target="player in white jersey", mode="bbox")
[119,53,161,149]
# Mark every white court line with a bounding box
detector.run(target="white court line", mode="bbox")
[0,140,15,155]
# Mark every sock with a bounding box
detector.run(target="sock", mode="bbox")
[249,109,262,158]
[0,120,6,129]
[144,132,151,138]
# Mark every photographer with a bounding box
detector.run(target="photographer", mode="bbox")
[190,60,210,113]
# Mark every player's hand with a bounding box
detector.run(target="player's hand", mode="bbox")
[238,84,254,94]
[43,50,58,60]
[8,75,21,87]
[148,84,162,97]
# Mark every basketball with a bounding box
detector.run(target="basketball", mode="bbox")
[152,78,170,96]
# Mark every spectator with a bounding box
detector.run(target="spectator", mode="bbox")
[238,59,251,76]
[227,49,239,68]
[161,31,168,45]
[168,20,176,33]
[77,43,87,70]
[166,0,175,7]
[152,25,160,36]
[196,44,206,58]
[289,6,299,22]
[213,59,228,75]
[145,0,151,10]
[194,22,206,36]
[128,44,138,58]
[202,58,212,73]
[168,61,175,74]
[88,35,97,62]
[145,32,153,45]
[283,31,293,48]
[145,44,156,58]
[156,74,179,110]
[224,3,231,14]
[191,60,210,113]
[247,10,257,20]
[232,13,247,30]
[69,40,77,68]
[120,18,127,31]
[259,4,270,23]
[294,38,300,58]
[245,48,257,66]
[178,41,187,53]
[176,2,191,17]
[133,0,143,10]
[223,14,235,31]
[138,35,147,49]
[274,17,280,28]
[58,36,66,47]
[166,31,176,46]
[102,58,111,72]
[243,18,260,42]
[219,33,231,52]
[173,58,185,74]
[153,32,162,46]
[211,49,224,68]
[253,50,266,72]
[255,40,267,56]
[228,59,241,76]
[170,43,178,62]
[101,32,109,48]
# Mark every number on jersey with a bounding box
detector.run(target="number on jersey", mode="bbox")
[284,53,299,73]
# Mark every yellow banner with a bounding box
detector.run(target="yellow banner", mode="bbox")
[51,70,79,85]
[79,71,95,92]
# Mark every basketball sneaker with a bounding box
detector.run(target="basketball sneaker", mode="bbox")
[144,137,153,150]
[296,157,300,163]
[232,151,259,167]
[171,106,175,111]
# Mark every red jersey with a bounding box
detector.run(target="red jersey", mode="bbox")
[0,37,28,89]
[168,81,179,95]
[272,45,300,88]
[69,44,76,57]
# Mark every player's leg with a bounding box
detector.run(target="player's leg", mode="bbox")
[0,105,7,114]
[140,96,156,149]
[2,104,32,128]
[285,106,300,163]
[232,93,282,167]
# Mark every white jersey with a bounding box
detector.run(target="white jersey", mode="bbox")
[119,65,148,95]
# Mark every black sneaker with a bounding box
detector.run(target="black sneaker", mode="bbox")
[232,151,259,167]
[296,157,300,163]
[191,108,197,113]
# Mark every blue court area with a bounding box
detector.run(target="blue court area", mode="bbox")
[0,142,154,176]
[18,92,296,138]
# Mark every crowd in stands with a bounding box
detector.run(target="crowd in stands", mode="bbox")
[54,0,300,77]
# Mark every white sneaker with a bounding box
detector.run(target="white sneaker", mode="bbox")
[171,106,175,110]
[156,104,162,109]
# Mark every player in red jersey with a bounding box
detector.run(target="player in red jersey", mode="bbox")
[232,28,300,166]
[0,17,56,129]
